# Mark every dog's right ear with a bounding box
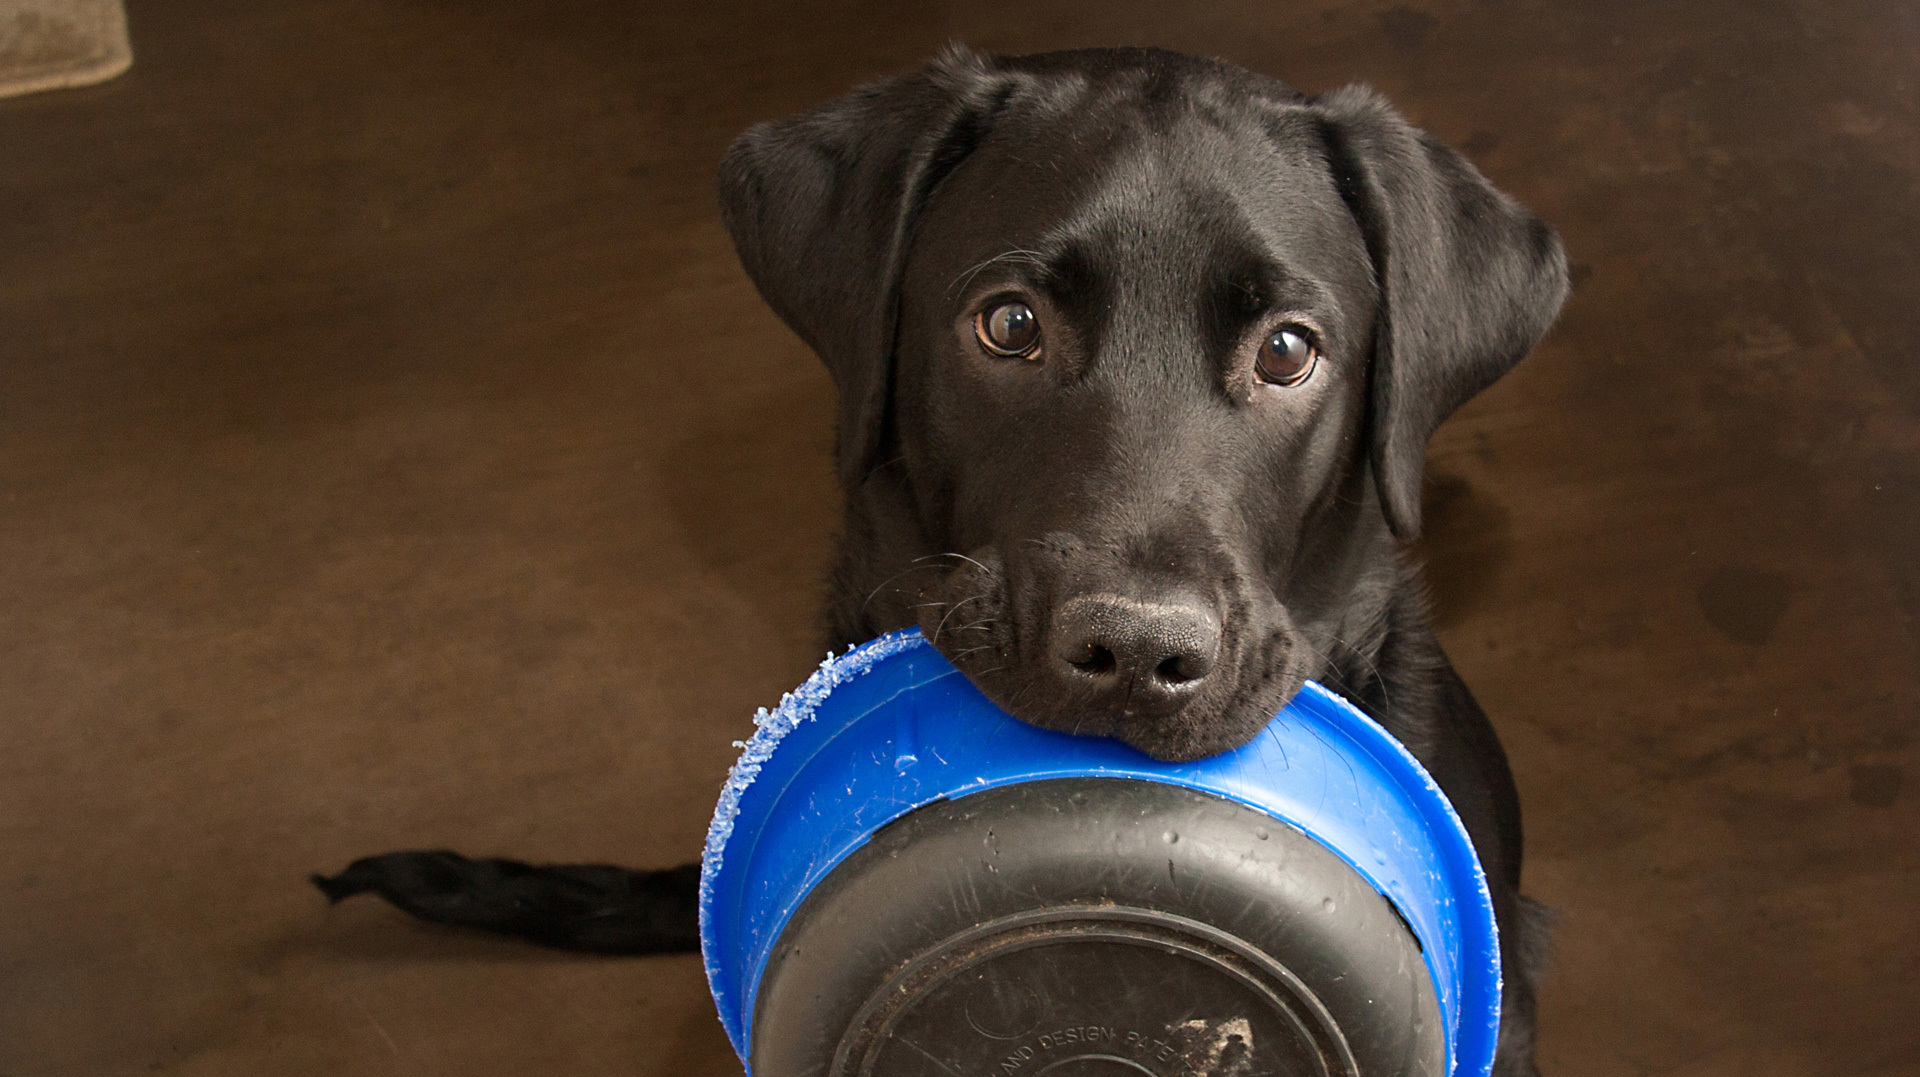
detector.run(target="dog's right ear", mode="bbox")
[1310,86,1568,541]
[718,45,1016,488]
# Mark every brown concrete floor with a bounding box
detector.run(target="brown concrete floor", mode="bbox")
[1,1,1915,1074]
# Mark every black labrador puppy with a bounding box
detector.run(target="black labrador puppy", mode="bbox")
[318,45,1567,1076]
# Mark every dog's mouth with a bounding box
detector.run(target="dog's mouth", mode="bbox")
[907,548,1309,763]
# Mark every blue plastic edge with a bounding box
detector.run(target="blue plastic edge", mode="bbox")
[699,629,1502,1077]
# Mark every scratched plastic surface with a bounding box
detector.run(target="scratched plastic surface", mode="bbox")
[698,629,1501,1077]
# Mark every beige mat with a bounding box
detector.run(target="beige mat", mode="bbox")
[0,0,130,99]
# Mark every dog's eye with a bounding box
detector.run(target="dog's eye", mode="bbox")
[1256,326,1318,386]
[975,302,1041,358]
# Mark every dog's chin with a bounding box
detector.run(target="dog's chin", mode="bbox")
[1114,705,1283,763]
[948,657,1308,764]
[1113,672,1308,762]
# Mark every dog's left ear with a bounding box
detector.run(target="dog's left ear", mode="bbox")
[1312,86,1569,540]
[718,46,1018,488]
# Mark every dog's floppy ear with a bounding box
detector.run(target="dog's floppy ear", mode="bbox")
[718,46,1015,487]
[1312,86,1569,540]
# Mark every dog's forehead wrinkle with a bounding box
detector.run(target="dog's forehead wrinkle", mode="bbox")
[933,102,1366,364]
[1037,153,1355,351]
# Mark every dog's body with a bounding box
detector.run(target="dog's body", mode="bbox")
[319,46,1566,1076]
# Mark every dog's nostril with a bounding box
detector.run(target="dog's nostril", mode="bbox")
[1067,644,1117,676]
[1155,654,1201,685]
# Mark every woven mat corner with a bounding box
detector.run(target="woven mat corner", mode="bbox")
[0,0,131,99]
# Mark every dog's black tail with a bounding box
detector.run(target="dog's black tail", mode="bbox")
[311,850,701,955]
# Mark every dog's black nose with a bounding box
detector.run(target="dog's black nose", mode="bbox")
[1050,593,1221,712]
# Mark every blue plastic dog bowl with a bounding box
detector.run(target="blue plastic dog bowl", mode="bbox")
[700,629,1500,1077]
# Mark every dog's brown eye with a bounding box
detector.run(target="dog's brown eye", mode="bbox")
[1256,326,1318,385]
[975,301,1041,358]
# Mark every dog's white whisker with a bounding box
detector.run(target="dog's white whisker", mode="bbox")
[930,594,988,644]
[861,561,949,614]
[1324,631,1392,715]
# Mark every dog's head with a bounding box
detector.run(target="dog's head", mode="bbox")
[719,46,1566,761]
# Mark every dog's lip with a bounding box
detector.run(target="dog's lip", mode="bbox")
[1113,715,1261,762]
[1111,663,1310,761]
[962,677,1301,763]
